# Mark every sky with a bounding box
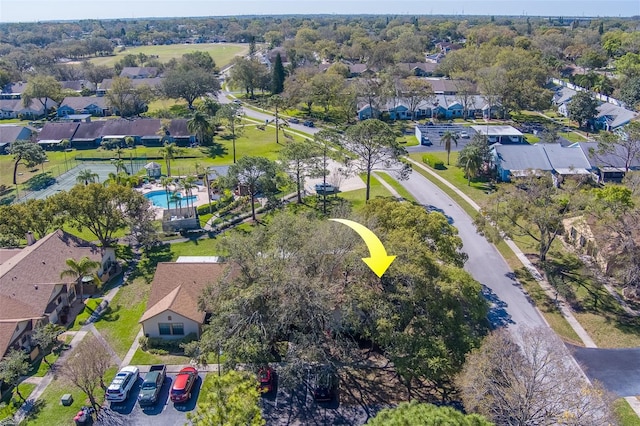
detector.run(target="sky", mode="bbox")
[0,0,638,22]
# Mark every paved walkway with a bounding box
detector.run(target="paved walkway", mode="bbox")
[372,171,403,200]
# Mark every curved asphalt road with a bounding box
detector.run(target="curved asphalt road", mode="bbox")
[399,170,546,331]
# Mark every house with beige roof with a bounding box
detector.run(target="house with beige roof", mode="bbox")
[0,230,116,358]
[139,262,232,339]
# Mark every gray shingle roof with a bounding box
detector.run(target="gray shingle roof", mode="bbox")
[494,144,552,172]
[38,122,79,140]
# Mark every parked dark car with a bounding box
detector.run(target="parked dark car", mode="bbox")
[289,118,300,124]
[303,120,315,127]
[170,366,198,403]
[420,136,431,146]
[258,366,275,394]
[310,367,338,402]
[138,364,166,406]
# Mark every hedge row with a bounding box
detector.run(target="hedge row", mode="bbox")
[422,154,445,170]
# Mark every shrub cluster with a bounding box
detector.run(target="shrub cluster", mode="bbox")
[422,154,445,170]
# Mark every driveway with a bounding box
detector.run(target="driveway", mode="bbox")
[96,372,204,426]
[568,345,640,397]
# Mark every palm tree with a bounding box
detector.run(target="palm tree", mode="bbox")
[60,256,101,304]
[160,176,172,207]
[457,144,483,186]
[188,111,212,145]
[440,131,458,165]
[159,142,179,177]
[182,176,197,212]
[76,169,99,185]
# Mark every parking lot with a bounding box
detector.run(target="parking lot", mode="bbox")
[96,372,204,426]
[260,372,386,425]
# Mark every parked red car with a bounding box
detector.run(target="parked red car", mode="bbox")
[258,367,275,394]
[170,366,198,403]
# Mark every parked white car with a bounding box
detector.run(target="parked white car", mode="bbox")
[106,366,139,402]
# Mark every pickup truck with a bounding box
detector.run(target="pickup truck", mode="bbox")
[138,364,166,406]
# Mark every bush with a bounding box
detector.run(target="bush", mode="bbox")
[422,154,445,170]
[142,333,198,354]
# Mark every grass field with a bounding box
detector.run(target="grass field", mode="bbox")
[94,277,148,358]
[85,43,248,69]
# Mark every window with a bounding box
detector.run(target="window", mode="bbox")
[158,323,184,336]
[158,323,171,335]
[171,323,184,335]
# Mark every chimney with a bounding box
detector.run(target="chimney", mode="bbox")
[26,232,36,246]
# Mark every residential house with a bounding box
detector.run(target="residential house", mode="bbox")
[0,98,58,120]
[60,80,96,94]
[428,79,475,96]
[551,81,637,131]
[492,143,593,182]
[572,141,640,182]
[119,67,160,79]
[139,262,233,339]
[397,62,438,77]
[492,144,553,181]
[101,118,163,146]
[70,121,106,149]
[595,102,638,131]
[435,41,464,54]
[0,230,116,358]
[168,119,195,147]
[0,82,27,100]
[37,122,80,149]
[57,96,110,118]
[0,125,33,154]
[96,77,164,97]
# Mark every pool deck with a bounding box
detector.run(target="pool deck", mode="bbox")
[139,183,212,220]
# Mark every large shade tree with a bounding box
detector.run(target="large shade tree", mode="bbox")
[345,119,410,201]
[10,140,47,185]
[0,350,30,401]
[224,156,279,222]
[196,201,486,399]
[52,183,152,247]
[22,75,62,120]
[188,371,264,426]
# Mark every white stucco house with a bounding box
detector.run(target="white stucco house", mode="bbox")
[139,261,231,339]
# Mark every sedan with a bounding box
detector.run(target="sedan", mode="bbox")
[258,367,275,394]
[170,366,198,403]
[106,366,139,403]
[315,183,337,194]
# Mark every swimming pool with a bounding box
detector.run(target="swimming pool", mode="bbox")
[144,190,198,209]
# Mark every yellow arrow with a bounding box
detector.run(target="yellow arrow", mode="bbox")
[329,218,396,278]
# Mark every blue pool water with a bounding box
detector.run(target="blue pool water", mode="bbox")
[144,190,197,209]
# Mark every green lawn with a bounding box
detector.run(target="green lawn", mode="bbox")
[67,298,103,331]
[615,399,640,426]
[338,174,393,211]
[23,366,118,426]
[374,172,417,202]
[169,235,224,259]
[0,382,36,421]
[408,152,494,206]
[93,278,148,358]
[86,43,248,68]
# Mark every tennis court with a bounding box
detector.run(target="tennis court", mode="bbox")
[16,162,135,202]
